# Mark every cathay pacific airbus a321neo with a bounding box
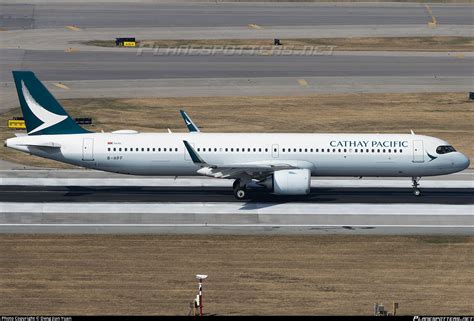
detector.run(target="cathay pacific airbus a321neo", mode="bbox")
[5,71,470,199]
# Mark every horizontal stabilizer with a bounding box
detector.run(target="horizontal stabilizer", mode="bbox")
[18,142,61,148]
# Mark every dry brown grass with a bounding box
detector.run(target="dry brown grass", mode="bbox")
[1,92,473,168]
[0,234,472,315]
[84,37,474,52]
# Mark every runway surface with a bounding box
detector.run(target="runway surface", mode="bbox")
[2,49,472,82]
[0,185,472,204]
[2,3,472,30]
[1,200,472,235]
[0,172,471,234]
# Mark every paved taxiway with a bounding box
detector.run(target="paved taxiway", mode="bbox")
[2,3,472,30]
[1,2,472,111]
[2,49,473,82]
[2,50,471,112]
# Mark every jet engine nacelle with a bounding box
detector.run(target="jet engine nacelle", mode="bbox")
[262,169,311,195]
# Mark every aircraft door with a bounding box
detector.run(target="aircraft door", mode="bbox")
[82,138,94,161]
[272,144,279,158]
[412,140,424,163]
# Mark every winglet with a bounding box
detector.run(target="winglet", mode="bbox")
[183,140,207,165]
[180,110,200,133]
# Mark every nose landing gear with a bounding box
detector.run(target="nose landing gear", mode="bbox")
[412,176,421,196]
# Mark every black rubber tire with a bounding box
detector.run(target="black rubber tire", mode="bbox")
[234,187,247,200]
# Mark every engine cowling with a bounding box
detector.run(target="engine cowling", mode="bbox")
[262,169,311,195]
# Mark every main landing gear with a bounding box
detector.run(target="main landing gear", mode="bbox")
[412,176,421,196]
[233,179,247,200]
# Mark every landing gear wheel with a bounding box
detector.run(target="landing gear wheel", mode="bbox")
[234,187,247,200]
[412,176,422,197]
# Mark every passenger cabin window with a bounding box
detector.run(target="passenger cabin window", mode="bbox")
[436,145,456,154]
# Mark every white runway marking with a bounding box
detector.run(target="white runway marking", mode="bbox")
[1,202,472,215]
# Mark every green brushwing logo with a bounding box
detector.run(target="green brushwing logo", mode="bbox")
[12,71,90,135]
[21,80,68,134]
[427,152,438,162]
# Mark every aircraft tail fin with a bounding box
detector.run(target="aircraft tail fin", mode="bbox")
[12,71,90,135]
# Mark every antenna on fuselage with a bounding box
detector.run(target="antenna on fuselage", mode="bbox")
[410,130,415,135]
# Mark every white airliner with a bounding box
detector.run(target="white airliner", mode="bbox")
[5,71,470,199]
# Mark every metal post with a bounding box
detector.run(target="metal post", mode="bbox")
[195,274,207,317]
[198,278,203,316]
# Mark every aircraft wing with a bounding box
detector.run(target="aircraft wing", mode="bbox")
[196,164,295,179]
[180,110,200,133]
[183,140,296,179]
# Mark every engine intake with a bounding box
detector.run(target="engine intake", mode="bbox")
[262,169,311,195]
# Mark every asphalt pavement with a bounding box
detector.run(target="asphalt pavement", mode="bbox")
[2,3,472,30]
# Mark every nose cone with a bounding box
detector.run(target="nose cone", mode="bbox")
[457,153,470,171]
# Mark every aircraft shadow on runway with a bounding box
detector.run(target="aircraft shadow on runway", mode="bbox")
[1,185,468,205]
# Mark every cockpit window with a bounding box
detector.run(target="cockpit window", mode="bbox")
[436,145,456,154]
